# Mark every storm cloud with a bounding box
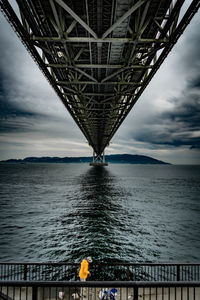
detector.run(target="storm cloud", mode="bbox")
[134,81,200,149]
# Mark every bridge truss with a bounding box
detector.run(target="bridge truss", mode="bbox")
[0,0,199,159]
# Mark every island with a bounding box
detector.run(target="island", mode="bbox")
[0,154,169,164]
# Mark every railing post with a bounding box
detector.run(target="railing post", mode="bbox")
[75,264,78,281]
[32,286,37,300]
[24,264,27,281]
[134,286,138,300]
[177,265,180,281]
[127,265,130,280]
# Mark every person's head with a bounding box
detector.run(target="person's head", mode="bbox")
[87,256,92,263]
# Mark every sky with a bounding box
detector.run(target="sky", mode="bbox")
[0,1,200,164]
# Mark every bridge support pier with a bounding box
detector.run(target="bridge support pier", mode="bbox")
[90,150,108,166]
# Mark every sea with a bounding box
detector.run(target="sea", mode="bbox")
[0,163,200,263]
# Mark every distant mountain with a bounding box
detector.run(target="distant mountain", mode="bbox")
[0,154,169,164]
[105,154,169,164]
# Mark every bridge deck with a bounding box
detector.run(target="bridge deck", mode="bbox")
[0,0,200,156]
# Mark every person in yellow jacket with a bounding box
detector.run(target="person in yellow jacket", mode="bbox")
[79,257,92,298]
[79,256,92,281]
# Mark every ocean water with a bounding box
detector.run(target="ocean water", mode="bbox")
[0,163,200,263]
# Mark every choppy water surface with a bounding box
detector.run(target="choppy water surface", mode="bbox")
[0,163,200,263]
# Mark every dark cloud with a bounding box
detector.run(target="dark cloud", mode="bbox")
[189,78,200,89]
[0,78,45,134]
[133,79,200,150]
[0,101,33,118]
[0,117,34,133]
[175,13,200,74]
[162,87,200,130]
[0,90,35,119]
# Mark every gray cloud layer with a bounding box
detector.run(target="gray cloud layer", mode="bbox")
[135,83,200,149]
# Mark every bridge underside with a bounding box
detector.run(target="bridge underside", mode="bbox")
[0,0,199,156]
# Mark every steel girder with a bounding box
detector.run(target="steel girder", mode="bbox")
[0,0,199,156]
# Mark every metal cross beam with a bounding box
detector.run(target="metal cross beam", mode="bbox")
[54,0,98,39]
[45,63,153,69]
[31,36,169,43]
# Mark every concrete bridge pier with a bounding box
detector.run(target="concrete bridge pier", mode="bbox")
[90,150,108,166]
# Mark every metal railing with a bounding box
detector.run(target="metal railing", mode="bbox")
[0,263,200,282]
[0,280,200,300]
